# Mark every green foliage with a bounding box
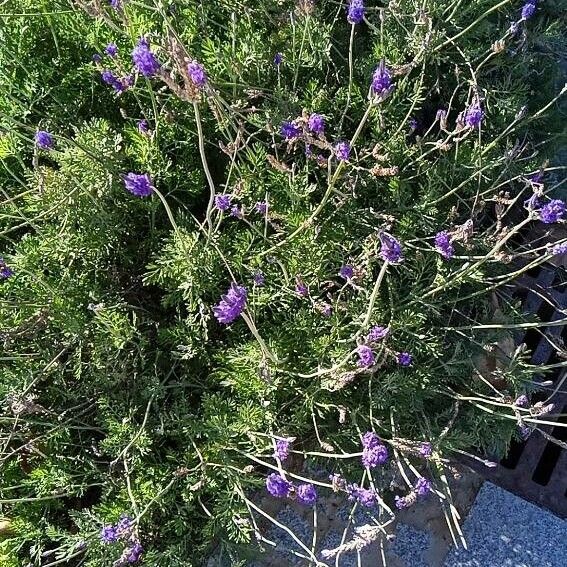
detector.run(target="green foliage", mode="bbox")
[0,0,566,565]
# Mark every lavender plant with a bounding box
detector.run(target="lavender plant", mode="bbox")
[0,0,566,565]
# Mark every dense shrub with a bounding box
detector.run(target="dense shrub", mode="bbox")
[0,0,565,565]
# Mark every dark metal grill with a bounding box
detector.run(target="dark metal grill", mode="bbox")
[460,265,567,518]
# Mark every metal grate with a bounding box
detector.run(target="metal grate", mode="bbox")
[460,265,567,518]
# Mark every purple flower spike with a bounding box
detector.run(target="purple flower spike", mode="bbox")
[521,1,536,20]
[379,231,403,263]
[274,52,283,66]
[361,431,388,468]
[214,194,232,211]
[295,277,308,297]
[414,477,432,496]
[230,204,244,219]
[396,352,413,366]
[273,438,290,461]
[123,173,154,197]
[296,483,317,506]
[308,113,325,135]
[137,119,149,133]
[339,265,354,280]
[213,283,247,324]
[464,102,483,128]
[395,495,412,509]
[434,231,454,259]
[253,272,265,286]
[132,38,160,77]
[419,442,433,458]
[539,200,565,224]
[366,325,389,343]
[551,242,567,255]
[35,130,54,150]
[255,201,268,215]
[92,53,102,63]
[347,0,365,24]
[124,540,143,563]
[115,515,134,539]
[281,121,302,140]
[350,485,377,508]
[514,395,529,408]
[334,141,350,161]
[0,258,14,280]
[371,61,392,97]
[356,345,375,368]
[100,525,118,543]
[109,0,121,9]
[266,473,292,498]
[105,43,118,57]
[187,60,207,88]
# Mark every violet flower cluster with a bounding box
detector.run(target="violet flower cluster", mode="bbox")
[123,173,154,197]
[361,431,388,468]
[395,477,432,509]
[347,0,365,24]
[265,473,317,506]
[35,130,54,150]
[434,231,454,259]
[213,283,248,324]
[379,231,403,263]
[100,515,142,565]
[132,38,160,77]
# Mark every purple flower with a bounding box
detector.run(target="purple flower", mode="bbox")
[414,477,432,496]
[137,119,149,133]
[255,201,268,215]
[109,0,121,8]
[539,200,565,224]
[464,103,483,128]
[320,302,332,317]
[35,130,54,150]
[115,515,134,539]
[349,485,377,507]
[339,265,354,280]
[92,53,102,63]
[361,432,388,468]
[514,395,529,408]
[123,173,154,197]
[347,0,365,24]
[408,118,418,131]
[521,1,536,20]
[356,345,375,368]
[395,494,413,509]
[379,231,403,263]
[132,38,160,77]
[296,483,317,506]
[101,70,128,92]
[214,194,232,211]
[187,60,207,88]
[105,43,118,57]
[100,525,118,543]
[334,141,350,161]
[230,204,244,218]
[518,423,532,440]
[419,442,433,458]
[281,121,301,140]
[273,438,290,461]
[551,242,567,255]
[371,61,392,97]
[396,352,413,366]
[124,540,143,563]
[366,325,389,343]
[308,113,325,135]
[213,283,247,324]
[266,473,292,498]
[434,231,454,259]
[295,277,308,297]
[274,52,283,66]
[253,272,265,286]
[0,258,13,280]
